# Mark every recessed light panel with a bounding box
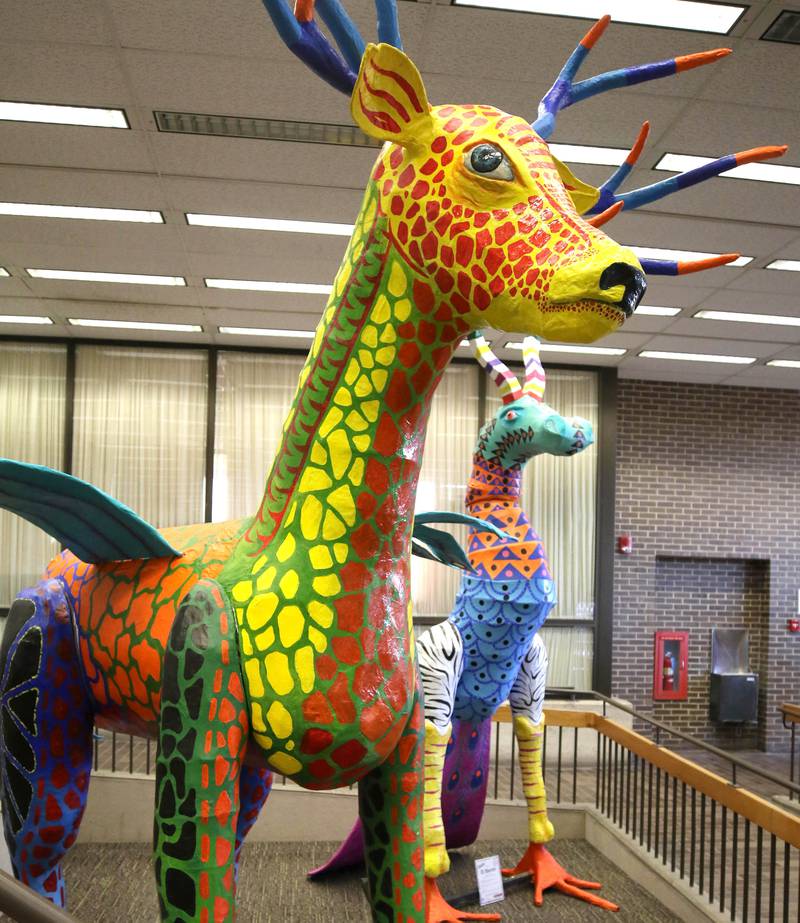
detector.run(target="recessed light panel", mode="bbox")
[766,359,800,368]
[767,260,800,272]
[187,214,353,235]
[28,269,185,286]
[218,326,315,338]
[635,305,682,317]
[695,310,800,327]
[631,246,752,268]
[69,318,201,332]
[640,350,754,364]
[452,0,745,34]
[0,268,9,277]
[0,101,128,128]
[205,279,333,294]
[0,203,163,223]
[549,144,627,166]
[506,342,626,356]
[0,315,53,325]
[656,154,800,186]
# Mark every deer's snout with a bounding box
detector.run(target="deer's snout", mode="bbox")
[599,262,647,317]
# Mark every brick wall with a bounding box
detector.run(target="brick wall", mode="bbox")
[613,379,800,751]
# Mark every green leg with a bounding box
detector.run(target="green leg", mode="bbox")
[154,579,249,923]
[359,685,425,923]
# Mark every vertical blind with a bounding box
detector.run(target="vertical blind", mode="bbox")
[0,344,598,688]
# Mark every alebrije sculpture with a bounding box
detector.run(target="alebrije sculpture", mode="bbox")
[312,333,614,915]
[0,1,785,920]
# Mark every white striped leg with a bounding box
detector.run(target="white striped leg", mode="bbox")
[509,633,553,843]
[417,621,464,878]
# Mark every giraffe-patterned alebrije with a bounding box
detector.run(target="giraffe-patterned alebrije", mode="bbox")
[0,2,785,920]
[315,334,615,913]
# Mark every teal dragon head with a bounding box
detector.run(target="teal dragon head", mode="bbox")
[471,333,594,470]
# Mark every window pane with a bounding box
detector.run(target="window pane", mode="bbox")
[0,343,66,605]
[411,362,480,619]
[540,625,594,690]
[73,346,207,528]
[213,351,306,521]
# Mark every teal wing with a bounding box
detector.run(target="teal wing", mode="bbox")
[411,512,513,570]
[0,458,181,564]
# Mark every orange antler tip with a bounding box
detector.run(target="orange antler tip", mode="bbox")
[626,121,650,164]
[675,47,732,72]
[293,0,315,23]
[587,201,624,228]
[735,144,789,166]
[582,15,611,49]
[678,253,739,274]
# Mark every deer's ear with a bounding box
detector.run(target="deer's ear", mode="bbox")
[351,43,433,147]
[552,156,601,214]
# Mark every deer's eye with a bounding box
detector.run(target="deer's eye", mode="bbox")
[465,144,514,181]
[505,409,518,422]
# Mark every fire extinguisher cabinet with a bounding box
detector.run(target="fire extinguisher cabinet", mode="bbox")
[653,631,688,701]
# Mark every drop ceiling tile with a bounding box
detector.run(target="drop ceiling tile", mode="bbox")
[617,361,737,385]
[725,269,800,295]
[665,316,800,344]
[1,44,129,105]
[731,365,800,388]
[1,0,113,46]
[0,124,156,172]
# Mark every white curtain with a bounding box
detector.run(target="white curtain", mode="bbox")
[411,362,481,619]
[72,346,207,529]
[212,351,306,522]
[0,343,67,606]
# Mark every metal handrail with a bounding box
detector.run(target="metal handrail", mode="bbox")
[0,871,78,923]
[537,689,800,798]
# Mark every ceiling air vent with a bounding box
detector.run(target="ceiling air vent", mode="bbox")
[761,10,800,44]
[153,111,381,148]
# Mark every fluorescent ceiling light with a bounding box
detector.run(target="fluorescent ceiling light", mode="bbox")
[639,350,754,364]
[506,341,625,357]
[695,309,800,327]
[452,0,745,34]
[767,260,800,272]
[69,318,201,332]
[549,144,627,167]
[218,326,315,338]
[187,214,353,236]
[0,203,163,223]
[766,359,800,369]
[28,269,185,286]
[635,305,681,317]
[205,278,333,294]
[0,101,128,128]
[656,154,800,187]
[631,246,752,268]
[0,315,53,325]
[0,268,8,277]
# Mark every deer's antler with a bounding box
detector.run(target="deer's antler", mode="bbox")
[639,254,741,276]
[533,16,729,140]
[589,144,788,214]
[469,331,524,404]
[260,0,401,95]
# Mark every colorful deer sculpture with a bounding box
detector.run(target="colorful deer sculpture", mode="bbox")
[0,1,786,921]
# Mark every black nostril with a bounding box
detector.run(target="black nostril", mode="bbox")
[599,262,647,318]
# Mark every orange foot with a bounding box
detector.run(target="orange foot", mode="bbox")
[425,877,502,923]
[502,843,619,911]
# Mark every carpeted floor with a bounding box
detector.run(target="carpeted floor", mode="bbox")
[49,839,681,922]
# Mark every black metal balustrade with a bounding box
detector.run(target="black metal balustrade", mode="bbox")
[88,691,800,922]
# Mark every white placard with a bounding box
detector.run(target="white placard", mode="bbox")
[475,855,505,906]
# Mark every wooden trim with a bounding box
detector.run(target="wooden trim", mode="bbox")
[595,715,800,849]
[780,703,800,724]
[492,705,597,729]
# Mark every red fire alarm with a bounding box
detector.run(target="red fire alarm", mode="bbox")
[788,618,800,633]
[617,534,633,555]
